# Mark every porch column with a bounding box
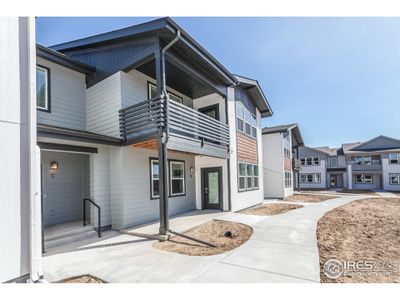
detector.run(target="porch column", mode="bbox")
[347,164,352,189]
[155,49,169,235]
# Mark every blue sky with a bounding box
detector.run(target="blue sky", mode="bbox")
[36,17,400,147]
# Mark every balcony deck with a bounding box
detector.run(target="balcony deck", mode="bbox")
[119,96,230,159]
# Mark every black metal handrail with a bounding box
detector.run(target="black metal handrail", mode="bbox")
[83,198,101,238]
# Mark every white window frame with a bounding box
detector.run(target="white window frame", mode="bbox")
[389,153,399,164]
[246,163,254,190]
[300,158,306,166]
[150,159,160,199]
[236,103,245,133]
[300,174,307,183]
[238,162,247,191]
[301,173,321,183]
[148,82,183,103]
[285,172,292,187]
[36,66,49,111]
[355,174,373,184]
[253,164,259,189]
[329,156,338,167]
[313,157,320,166]
[389,173,400,185]
[169,160,185,196]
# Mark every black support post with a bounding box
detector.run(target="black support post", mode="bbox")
[155,49,169,235]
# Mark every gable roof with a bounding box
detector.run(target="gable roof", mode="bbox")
[344,135,400,153]
[234,74,273,118]
[50,17,237,89]
[262,123,304,147]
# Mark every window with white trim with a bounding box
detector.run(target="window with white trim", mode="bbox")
[389,154,399,164]
[285,172,292,187]
[306,157,313,166]
[390,173,400,185]
[148,82,183,103]
[236,102,257,139]
[300,173,321,183]
[355,174,373,184]
[300,158,306,166]
[170,161,185,196]
[246,163,254,189]
[236,103,244,132]
[36,66,49,111]
[253,165,259,188]
[313,157,319,166]
[150,159,160,199]
[238,162,246,191]
[329,156,338,167]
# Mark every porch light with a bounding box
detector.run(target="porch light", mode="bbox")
[190,167,195,173]
[50,161,58,170]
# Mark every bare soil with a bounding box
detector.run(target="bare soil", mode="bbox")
[317,197,400,283]
[239,203,303,216]
[153,220,253,256]
[284,194,336,203]
[337,189,377,195]
[62,275,105,283]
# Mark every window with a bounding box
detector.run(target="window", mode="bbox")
[300,158,306,166]
[284,148,291,158]
[253,165,259,188]
[36,66,50,111]
[363,156,372,165]
[355,174,373,184]
[389,154,399,164]
[313,157,320,166]
[285,172,292,187]
[150,159,185,199]
[246,163,254,189]
[300,173,321,183]
[148,82,183,103]
[170,161,185,196]
[244,110,252,135]
[150,159,160,199]
[236,104,244,132]
[306,157,313,166]
[251,114,257,138]
[238,162,246,191]
[390,173,400,185]
[353,156,372,165]
[329,156,338,167]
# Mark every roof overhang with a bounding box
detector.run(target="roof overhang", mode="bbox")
[36,44,95,74]
[234,74,273,118]
[262,124,304,147]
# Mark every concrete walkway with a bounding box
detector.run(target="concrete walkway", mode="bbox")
[43,194,369,283]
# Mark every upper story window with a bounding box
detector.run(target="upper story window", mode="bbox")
[148,82,183,104]
[301,157,320,166]
[389,153,400,164]
[36,66,50,112]
[236,102,257,139]
[284,148,291,158]
[329,156,338,167]
[352,156,373,165]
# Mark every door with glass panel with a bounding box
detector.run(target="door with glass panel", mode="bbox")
[201,167,222,210]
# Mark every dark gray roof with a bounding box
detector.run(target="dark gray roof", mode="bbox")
[262,123,304,147]
[36,44,95,74]
[234,74,273,118]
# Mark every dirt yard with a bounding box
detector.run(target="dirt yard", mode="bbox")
[337,189,377,195]
[153,220,253,256]
[317,197,400,283]
[239,203,303,216]
[62,275,105,283]
[284,194,336,203]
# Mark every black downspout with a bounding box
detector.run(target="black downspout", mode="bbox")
[225,88,232,211]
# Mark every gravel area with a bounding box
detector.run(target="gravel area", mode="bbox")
[153,220,253,256]
[239,203,303,216]
[317,197,400,283]
[284,194,336,203]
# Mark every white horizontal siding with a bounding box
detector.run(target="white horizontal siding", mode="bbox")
[37,57,86,130]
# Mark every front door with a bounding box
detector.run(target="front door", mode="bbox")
[330,175,337,188]
[201,167,222,210]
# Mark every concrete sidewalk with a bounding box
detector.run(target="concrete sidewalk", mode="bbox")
[43,194,368,283]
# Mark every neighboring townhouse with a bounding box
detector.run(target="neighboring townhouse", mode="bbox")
[34,17,273,248]
[262,124,304,198]
[297,135,400,191]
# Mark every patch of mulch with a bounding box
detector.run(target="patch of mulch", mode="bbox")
[239,203,303,216]
[62,275,106,283]
[284,194,336,203]
[317,197,400,283]
[153,220,252,256]
[337,189,377,195]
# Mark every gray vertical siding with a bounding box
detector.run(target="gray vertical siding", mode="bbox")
[36,57,86,130]
[41,151,90,226]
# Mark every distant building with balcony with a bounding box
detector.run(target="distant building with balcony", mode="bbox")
[297,135,400,191]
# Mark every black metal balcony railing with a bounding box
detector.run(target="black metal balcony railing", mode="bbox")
[119,96,230,148]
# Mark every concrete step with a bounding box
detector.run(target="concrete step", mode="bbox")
[45,224,95,242]
[45,228,99,250]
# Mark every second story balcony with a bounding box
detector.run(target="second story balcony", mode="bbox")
[119,96,230,159]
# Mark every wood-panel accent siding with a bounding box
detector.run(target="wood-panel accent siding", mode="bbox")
[237,132,258,163]
[284,157,292,171]
[131,139,158,150]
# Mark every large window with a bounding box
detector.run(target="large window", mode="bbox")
[355,174,373,184]
[150,159,185,199]
[238,162,259,191]
[238,162,246,191]
[329,156,338,167]
[300,173,321,183]
[353,156,373,165]
[236,102,257,139]
[389,154,400,164]
[36,66,50,112]
[300,157,320,166]
[300,158,306,166]
[285,172,292,187]
[390,173,400,185]
[148,82,183,103]
[170,161,185,196]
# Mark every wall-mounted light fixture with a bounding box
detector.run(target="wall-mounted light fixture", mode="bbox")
[50,161,58,171]
[190,167,195,173]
